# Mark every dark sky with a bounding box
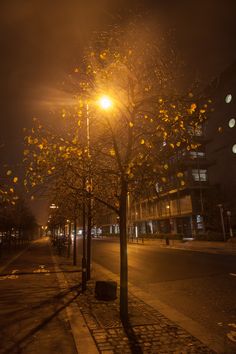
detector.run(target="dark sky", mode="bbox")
[1,0,236,223]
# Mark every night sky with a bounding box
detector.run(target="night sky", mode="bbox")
[1,0,236,223]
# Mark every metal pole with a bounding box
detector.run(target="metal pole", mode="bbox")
[73,219,77,265]
[86,102,92,281]
[227,211,233,238]
[82,176,87,291]
[218,204,226,241]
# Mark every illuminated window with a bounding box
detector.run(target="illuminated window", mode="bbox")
[192,169,207,181]
[225,94,232,103]
[232,144,236,154]
[189,151,205,159]
[229,118,236,128]
[188,125,203,136]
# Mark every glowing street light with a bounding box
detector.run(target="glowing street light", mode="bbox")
[98,95,113,110]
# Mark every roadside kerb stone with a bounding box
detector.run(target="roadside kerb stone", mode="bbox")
[51,251,99,354]
[55,253,215,353]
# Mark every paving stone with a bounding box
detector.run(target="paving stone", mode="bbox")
[57,259,214,354]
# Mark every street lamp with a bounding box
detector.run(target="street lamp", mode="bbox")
[217,204,226,241]
[84,95,113,286]
[227,210,233,238]
[98,95,113,110]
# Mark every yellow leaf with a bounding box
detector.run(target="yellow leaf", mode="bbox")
[6,170,12,176]
[110,149,115,156]
[129,122,134,128]
[177,172,183,178]
[10,188,14,193]
[190,103,197,113]
[100,52,107,60]
[13,177,18,183]
[140,139,145,145]
[164,164,168,170]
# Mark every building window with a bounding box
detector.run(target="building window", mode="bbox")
[188,125,203,136]
[232,144,236,154]
[225,94,232,103]
[229,118,236,128]
[192,169,207,181]
[189,151,205,159]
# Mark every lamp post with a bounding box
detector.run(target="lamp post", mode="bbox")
[217,204,226,241]
[227,210,233,238]
[86,102,92,281]
[82,101,90,290]
[98,95,129,323]
[82,96,113,287]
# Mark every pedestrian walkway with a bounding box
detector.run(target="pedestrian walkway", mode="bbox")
[128,237,236,255]
[0,239,78,354]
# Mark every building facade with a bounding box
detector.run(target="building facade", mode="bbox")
[206,62,236,234]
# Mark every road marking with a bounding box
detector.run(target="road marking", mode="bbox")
[227,324,236,342]
[0,269,19,280]
[33,264,50,275]
[0,247,29,274]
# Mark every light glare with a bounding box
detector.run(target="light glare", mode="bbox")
[99,96,112,110]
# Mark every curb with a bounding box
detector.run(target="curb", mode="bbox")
[51,252,99,354]
[128,240,236,256]
[92,261,225,353]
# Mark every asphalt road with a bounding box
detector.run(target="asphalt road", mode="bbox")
[79,238,236,350]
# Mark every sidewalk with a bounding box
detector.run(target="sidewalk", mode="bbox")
[0,239,78,354]
[54,245,218,353]
[127,237,236,255]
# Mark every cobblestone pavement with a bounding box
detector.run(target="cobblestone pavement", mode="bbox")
[56,255,214,354]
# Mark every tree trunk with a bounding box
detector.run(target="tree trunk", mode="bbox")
[87,198,92,280]
[82,191,87,291]
[67,222,71,258]
[119,179,128,324]
[73,219,77,265]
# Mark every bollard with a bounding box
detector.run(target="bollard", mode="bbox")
[95,281,117,300]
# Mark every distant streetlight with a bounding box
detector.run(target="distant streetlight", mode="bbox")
[50,203,58,209]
